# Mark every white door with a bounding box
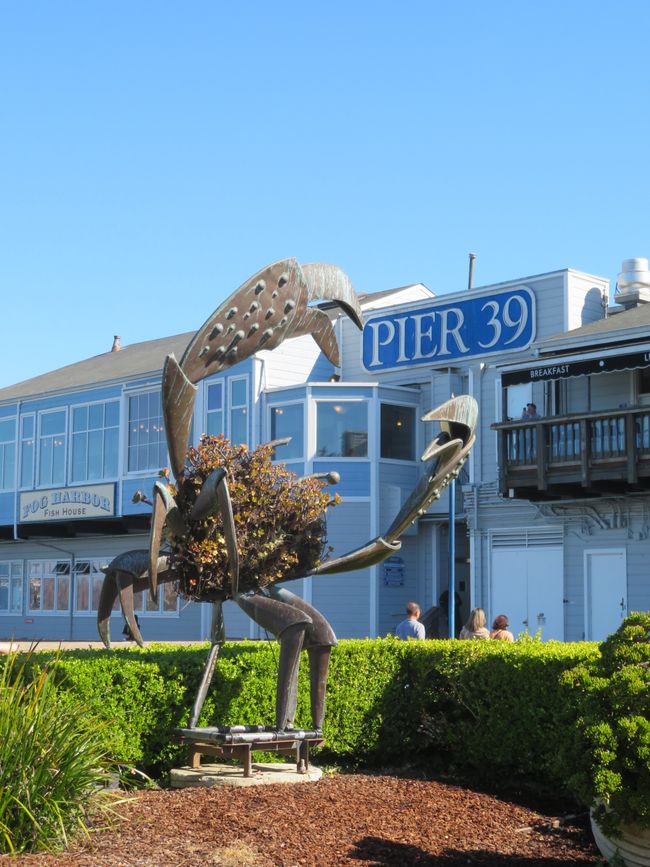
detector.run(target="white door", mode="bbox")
[584,549,627,641]
[491,548,528,634]
[527,552,564,640]
[491,545,564,640]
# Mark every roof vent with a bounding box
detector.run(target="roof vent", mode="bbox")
[616,258,650,309]
[111,335,121,352]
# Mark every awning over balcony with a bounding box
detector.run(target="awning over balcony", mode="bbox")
[502,347,650,387]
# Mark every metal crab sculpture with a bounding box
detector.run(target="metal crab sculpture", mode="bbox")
[97,258,478,733]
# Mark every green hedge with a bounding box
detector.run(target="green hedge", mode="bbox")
[17,637,598,798]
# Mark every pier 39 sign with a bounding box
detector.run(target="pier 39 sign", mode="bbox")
[362,287,535,372]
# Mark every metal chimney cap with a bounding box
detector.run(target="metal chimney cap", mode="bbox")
[616,258,650,308]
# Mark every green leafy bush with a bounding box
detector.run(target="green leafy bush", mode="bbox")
[20,638,597,801]
[0,652,118,854]
[559,612,650,835]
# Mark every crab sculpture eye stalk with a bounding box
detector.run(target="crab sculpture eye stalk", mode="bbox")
[97,258,478,734]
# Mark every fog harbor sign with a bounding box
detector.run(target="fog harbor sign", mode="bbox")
[362,287,536,372]
[20,484,116,523]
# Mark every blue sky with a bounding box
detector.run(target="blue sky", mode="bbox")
[2,1,650,388]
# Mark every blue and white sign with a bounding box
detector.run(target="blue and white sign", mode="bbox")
[363,287,535,372]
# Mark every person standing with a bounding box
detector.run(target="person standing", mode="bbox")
[490,614,515,642]
[459,607,490,640]
[396,602,426,640]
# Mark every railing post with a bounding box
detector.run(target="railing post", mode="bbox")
[536,422,547,491]
[580,419,590,488]
[498,430,508,495]
[626,413,638,484]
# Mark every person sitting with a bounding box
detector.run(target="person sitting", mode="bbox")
[524,402,540,419]
[459,607,490,640]
[490,614,515,642]
[395,601,426,640]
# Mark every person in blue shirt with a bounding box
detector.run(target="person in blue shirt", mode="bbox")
[396,602,426,640]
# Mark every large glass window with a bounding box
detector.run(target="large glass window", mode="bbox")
[127,391,166,472]
[230,378,248,445]
[132,581,178,614]
[206,382,224,436]
[316,402,368,457]
[381,404,416,461]
[28,560,70,613]
[20,415,35,488]
[38,410,67,486]
[73,559,111,613]
[71,401,119,482]
[270,404,303,460]
[0,418,15,490]
[0,561,23,613]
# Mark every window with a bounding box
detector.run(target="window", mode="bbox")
[74,559,110,613]
[0,418,15,490]
[506,383,532,421]
[132,581,178,615]
[381,404,416,461]
[38,410,67,486]
[20,415,35,488]
[316,402,368,457]
[270,404,303,460]
[28,560,70,613]
[127,391,166,472]
[71,401,119,482]
[0,561,23,613]
[230,378,248,445]
[206,382,224,436]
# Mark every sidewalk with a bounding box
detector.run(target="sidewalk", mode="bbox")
[0,639,206,653]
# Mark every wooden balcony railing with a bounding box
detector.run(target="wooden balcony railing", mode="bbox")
[492,407,650,498]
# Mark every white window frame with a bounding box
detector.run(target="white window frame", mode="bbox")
[0,560,24,614]
[205,379,225,437]
[73,558,112,615]
[0,416,16,491]
[125,389,167,476]
[268,400,305,461]
[27,559,71,615]
[36,408,68,489]
[70,399,120,484]
[313,398,370,460]
[19,413,36,490]
[203,375,251,445]
[131,580,180,617]
[229,375,249,445]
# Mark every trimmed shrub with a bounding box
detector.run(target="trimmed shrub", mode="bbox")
[17,638,597,799]
[0,652,118,854]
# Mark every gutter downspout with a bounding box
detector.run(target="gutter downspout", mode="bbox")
[12,401,22,543]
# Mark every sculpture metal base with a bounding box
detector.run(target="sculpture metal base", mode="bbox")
[170,761,322,788]
[175,725,324,778]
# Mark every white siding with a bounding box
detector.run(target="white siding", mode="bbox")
[258,334,329,389]
[566,270,609,331]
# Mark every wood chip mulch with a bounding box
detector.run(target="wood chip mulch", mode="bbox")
[11,774,598,866]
